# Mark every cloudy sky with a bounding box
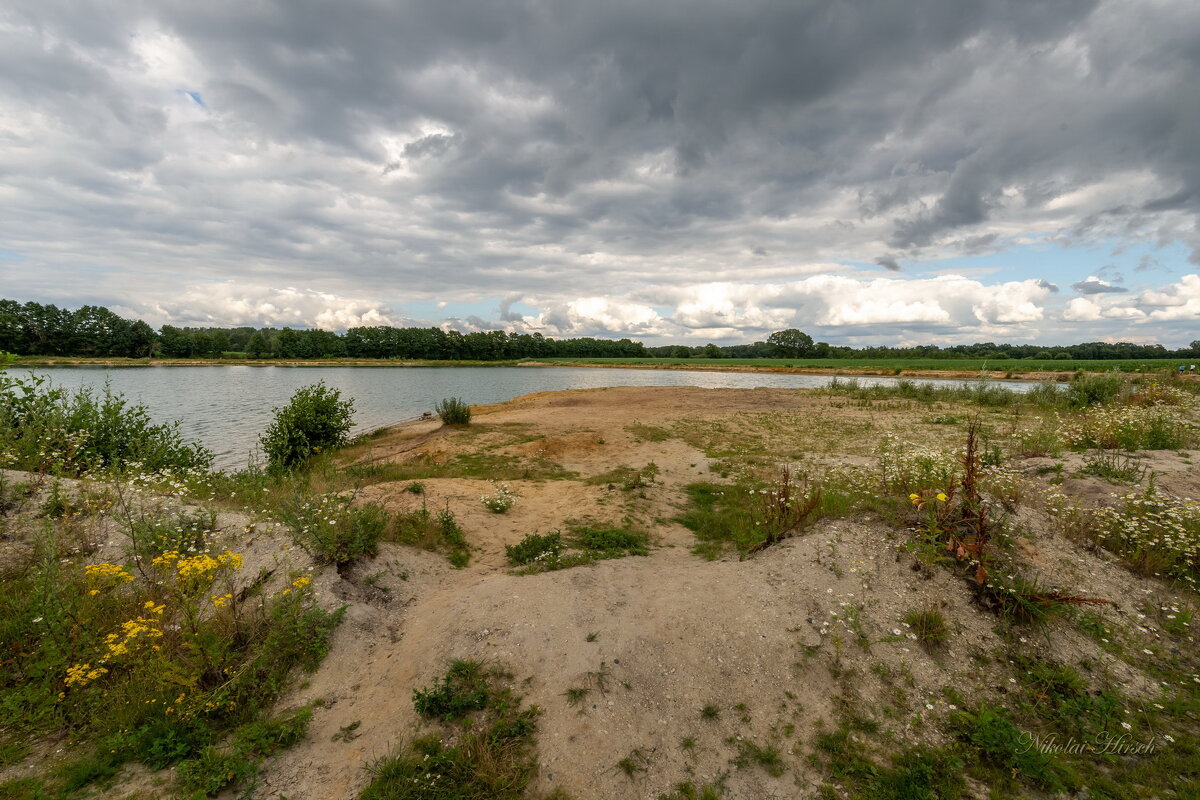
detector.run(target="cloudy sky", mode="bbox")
[2,0,1199,346]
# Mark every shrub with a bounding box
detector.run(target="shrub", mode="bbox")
[259,382,354,473]
[506,532,564,566]
[1066,371,1127,408]
[435,397,471,425]
[0,373,212,475]
[279,492,386,566]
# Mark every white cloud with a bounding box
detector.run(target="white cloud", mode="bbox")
[1063,297,1103,321]
[151,284,397,330]
[1145,274,1200,320]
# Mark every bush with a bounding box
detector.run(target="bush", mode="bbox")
[0,373,212,475]
[506,532,564,566]
[1066,371,1127,408]
[259,382,355,473]
[435,397,471,425]
[279,492,386,566]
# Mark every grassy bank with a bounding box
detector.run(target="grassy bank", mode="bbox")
[14,354,1198,376]
[530,356,1192,374]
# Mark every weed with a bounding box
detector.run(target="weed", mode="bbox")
[658,780,726,800]
[862,746,966,800]
[903,606,950,650]
[950,704,1072,791]
[332,721,362,743]
[677,472,821,560]
[587,463,660,490]
[434,397,471,425]
[279,492,387,566]
[412,660,492,720]
[388,505,470,567]
[700,704,720,720]
[585,631,599,642]
[405,481,425,494]
[480,483,518,513]
[732,739,785,777]
[616,748,651,779]
[625,424,672,442]
[506,532,564,566]
[176,746,256,797]
[1080,448,1145,483]
[0,373,212,475]
[509,522,649,574]
[563,687,590,706]
[361,661,542,800]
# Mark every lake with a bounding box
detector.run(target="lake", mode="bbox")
[12,365,1034,469]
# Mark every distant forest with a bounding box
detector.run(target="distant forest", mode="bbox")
[2,299,1198,361]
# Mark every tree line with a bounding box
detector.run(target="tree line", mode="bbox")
[2,300,1197,361]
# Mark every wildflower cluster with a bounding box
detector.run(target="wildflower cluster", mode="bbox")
[280,574,312,596]
[84,562,135,584]
[153,549,243,581]
[876,434,960,494]
[280,491,385,564]
[1090,488,1200,588]
[481,483,518,513]
[1058,404,1196,451]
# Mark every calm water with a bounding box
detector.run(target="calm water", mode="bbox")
[15,366,1032,469]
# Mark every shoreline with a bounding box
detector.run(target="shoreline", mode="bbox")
[14,355,1197,382]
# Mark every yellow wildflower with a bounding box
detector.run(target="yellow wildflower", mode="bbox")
[936,492,948,502]
[84,563,134,583]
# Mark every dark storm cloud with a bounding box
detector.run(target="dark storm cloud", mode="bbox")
[1072,278,1129,295]
[1,0,1199,340]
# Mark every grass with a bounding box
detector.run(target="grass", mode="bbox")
[732,739,786,777]
[902,606,950,650]
[1080,448,1145,483]
[507,521,650,574]
[616,748,651,779]
[387,505,471,567]
[676,471,823,559]
[361,660,547,800]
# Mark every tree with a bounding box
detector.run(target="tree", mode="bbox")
[245,331,268,358]
[766,329,814,358]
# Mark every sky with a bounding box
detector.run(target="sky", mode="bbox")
[2,0,1199,347]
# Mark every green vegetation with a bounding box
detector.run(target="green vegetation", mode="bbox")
[902,606,950,650]
[0,372,212,474]
[277,491,388,566]
[533,355,1191,373]
[435,396,472,425]
[260,381,355,473]
[0,520,339,797]
[507,521,649,574]
[677,468,822,559]
[360,660,551,800]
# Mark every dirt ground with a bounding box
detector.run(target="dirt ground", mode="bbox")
[243,386,1197,799]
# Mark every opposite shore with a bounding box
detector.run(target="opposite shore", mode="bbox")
[12,355,1197,383]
